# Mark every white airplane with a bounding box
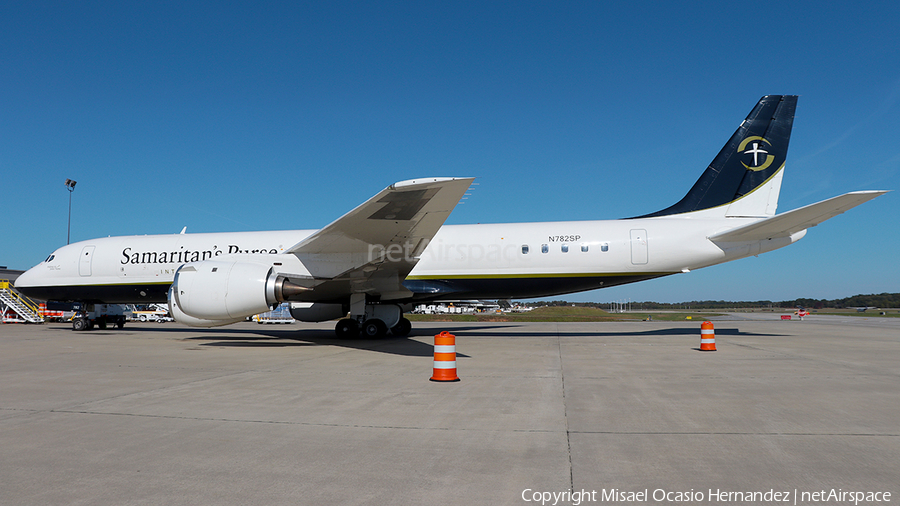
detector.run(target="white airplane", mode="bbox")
[16,96,887,337]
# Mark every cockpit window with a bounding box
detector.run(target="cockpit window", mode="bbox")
[45,254,55,262]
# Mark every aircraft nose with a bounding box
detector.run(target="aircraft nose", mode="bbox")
[12,265,49,301]
[14,266,38,288]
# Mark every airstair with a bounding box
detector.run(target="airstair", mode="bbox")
[0,280,44,323]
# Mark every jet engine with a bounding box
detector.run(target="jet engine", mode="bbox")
[167,259,308,327]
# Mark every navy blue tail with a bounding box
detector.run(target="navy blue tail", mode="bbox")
[634,95,798,218]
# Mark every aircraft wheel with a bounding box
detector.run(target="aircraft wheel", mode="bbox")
[117,318,125,329]
[334,318,359,339]
[390,317,412,337]
[362,319,388,338]
[98,319,107,330]
[72,318,87,331]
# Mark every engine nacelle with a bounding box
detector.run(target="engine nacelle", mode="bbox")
[289,302,346,322]
[168,285,245,327]
[168,259,309,327]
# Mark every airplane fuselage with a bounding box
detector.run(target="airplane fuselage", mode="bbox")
[18,213,796,304]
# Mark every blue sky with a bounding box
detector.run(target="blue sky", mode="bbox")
[2,1,897,303]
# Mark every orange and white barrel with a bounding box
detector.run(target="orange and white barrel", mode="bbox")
[430,331,460,382]
[700,321,716,351]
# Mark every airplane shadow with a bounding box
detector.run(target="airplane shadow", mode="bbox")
[448,326,786,338]
[59,323,784,357]
[179,327,468,358]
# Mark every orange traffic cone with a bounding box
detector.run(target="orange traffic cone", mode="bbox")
[700,321,716,351]
[430,331,460,382]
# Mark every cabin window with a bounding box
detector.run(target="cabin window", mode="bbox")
[581,244,589,252]
[541,244,549,254]
[561,244,569,253]
[522,245,529,254]
[211,267,218,272]
[601,243,609,252]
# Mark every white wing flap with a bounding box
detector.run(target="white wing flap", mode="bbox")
[709,190,887,243]
[286,177,474,283]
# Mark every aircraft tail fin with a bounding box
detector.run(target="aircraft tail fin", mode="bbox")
[635,95,798,218]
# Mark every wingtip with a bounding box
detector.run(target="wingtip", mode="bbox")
[391,177,475,189]
[846,189,890,199]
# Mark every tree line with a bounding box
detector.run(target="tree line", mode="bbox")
[536,293,900,310]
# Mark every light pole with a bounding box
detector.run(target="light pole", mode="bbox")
[65,179,77,244]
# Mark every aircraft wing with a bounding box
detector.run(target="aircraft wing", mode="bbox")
[709,190,887,243]
[285,177,474,299]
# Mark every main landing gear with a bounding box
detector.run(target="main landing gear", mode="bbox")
[333,296,412,338]
[334,316,412,339]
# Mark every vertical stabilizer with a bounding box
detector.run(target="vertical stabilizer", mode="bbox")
[635,95,797,218]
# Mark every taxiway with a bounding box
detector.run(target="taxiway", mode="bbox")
[0,317,897,505]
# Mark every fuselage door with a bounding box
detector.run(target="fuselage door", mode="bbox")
[79,245,96,277]
[630,229,648,265]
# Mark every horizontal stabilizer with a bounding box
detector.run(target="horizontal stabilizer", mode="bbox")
[709,190,887,243]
